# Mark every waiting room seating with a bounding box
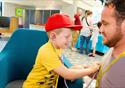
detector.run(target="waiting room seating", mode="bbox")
[0,29,48,88]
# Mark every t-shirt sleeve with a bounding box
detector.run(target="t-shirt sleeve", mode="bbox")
[40,49,63,72]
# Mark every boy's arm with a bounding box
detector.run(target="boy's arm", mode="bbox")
[70,64,89,69]
[53,63,100,80]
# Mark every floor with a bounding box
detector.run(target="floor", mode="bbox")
[0,36,104,88]
[0,37,9,51]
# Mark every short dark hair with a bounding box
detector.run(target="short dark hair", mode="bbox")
[105,0,125,24]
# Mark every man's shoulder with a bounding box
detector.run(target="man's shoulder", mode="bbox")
[117,52,125,59]
[119,55,125,60]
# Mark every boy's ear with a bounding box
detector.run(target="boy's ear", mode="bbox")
[50,32,56,40]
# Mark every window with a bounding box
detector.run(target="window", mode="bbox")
[51,10,60,15]
[42,10,60,24]
[43,10,51,24]
[29,10,60,24]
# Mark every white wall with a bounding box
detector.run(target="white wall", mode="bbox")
[2,2,34,17]
[2,2,16,17]
[2,1,100,25]
[76,1,92,10]
[2,2,35,25]
[61,4,75,19]
[2,0,93,18]
[62,0,73,4]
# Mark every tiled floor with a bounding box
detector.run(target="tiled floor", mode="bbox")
[0,37,9,51]
[63,49,103,65]
[0,37,104,88]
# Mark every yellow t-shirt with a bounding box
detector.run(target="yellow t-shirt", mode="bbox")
[23,41,63,88]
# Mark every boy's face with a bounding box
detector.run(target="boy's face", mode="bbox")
[50,28,72,49]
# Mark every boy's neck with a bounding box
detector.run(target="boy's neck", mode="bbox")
[50,40,60,49]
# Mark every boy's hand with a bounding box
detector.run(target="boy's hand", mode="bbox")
[94,63,101,70]
[89,63,101,73]
[94,61,102,66]
[88,62,101,79]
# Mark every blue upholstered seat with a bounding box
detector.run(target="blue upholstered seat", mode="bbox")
[0,29,48,88]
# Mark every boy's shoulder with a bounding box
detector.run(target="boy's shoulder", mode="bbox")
[39,42,48,50]
[39,41,52,53]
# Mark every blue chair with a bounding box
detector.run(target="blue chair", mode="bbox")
[0,29,48,88]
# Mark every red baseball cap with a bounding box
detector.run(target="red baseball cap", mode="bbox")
[45,13,82,32]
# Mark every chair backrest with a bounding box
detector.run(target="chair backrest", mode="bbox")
[0,28,48,88]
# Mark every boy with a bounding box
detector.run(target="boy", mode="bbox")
[23,13,100,88]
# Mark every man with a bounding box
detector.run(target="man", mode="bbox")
[96,0,125,87]
[74,9,82,25]
[71,9,82,51]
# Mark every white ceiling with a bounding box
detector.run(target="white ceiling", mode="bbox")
[2,0,102,10]
[3,0,65,9]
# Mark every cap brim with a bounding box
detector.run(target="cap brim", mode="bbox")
[66,25,82,31]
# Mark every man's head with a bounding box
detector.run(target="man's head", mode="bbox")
[45,13,82,49]
[76,9,83,16]
[100,0,125,47]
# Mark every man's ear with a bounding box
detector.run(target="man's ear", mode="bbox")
[50,32,56,40]
[121,20,125,34]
